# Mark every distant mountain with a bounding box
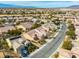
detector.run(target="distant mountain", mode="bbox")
[0,3,36,8]
[1,3,79,9]
[68,5,79,9]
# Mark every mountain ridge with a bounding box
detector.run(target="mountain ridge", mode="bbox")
[0,3,36,8]
[0,3,79,8]
[68,5,79,8]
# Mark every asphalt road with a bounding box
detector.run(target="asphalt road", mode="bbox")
[28,23,67,58]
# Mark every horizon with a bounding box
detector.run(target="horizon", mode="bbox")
[0,1,79,8]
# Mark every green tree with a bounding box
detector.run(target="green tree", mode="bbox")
[68,24,75,31]
[31,23,41,29]
[0,19,6,25]
[62,40,73,50]
[38,39,46,45]
[16,21,21,25]
[67,23,76,39]
[67,31,75,38]
[0,39,9,50]
[7,29,22,36]
[68,20,72,25]
[52,18,60,25]
[27,43,38,53]
[54,52,59,58]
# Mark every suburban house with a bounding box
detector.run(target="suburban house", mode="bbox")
[16,22,33,31]
[71,47,79,58]
[58,47,79,58]
[0,51,4,58]
[58,48,72,58]
[6,36,30,55]
[21,23,56,47]
[32,18,38,23]
[0,25,15,34]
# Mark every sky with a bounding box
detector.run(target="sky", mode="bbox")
[0,1,79,8]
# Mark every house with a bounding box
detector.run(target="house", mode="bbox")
[58,47,79,58]
[16,25,26,31]
[58,48,72,58]
[0,51,4,58]
[6,36,30,57]
[22,23,56,42]
[71,47,79,58]
[22,24,47,41]
[32,18,38,23]
[16,22,33,31]
[0,25,15,34]
[6,36,30,53]
[22,32,34,41]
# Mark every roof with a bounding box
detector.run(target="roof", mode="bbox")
[11,37,24,50]
[21,22,33,29]
[16,25,26,31]
[71,47,79,57]
[22,23,55,41]
[0,26,15,34]
[58,48,72,58]
[0,51,4,58]
[10,36,29,50]
[26,24,50,40]
[22,32,34,41]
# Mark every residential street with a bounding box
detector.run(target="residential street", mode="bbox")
[28,23,67,58]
